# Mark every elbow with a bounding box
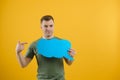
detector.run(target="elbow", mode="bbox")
[21,65,25,68]
[68,63,72,66]
[20,64,27,68]
[67,62,73,66]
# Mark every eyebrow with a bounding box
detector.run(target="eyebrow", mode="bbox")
[44,25,48,26]
[50,24,53,26]
[44,24,53,26]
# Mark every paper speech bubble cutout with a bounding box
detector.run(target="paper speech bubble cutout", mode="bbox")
[36,38,73,61]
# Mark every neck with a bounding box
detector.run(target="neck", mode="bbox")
[42,35,54,39]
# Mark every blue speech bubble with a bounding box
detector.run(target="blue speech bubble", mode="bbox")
[36,37,73,60]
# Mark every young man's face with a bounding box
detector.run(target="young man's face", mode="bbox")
[41,19,54,38]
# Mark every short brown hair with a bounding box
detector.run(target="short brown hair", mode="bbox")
[40,15,54,23]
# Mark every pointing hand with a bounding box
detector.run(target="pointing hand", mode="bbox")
[16,41,28,54]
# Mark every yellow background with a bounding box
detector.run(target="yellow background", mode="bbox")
[0,0,120,80]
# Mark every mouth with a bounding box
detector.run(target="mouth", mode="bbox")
[46,31,50,33]
[45,31,52,35]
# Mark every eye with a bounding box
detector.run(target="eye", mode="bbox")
[50,25,53,27]
[44,25,48,28]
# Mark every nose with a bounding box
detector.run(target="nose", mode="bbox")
[46,26,51,30]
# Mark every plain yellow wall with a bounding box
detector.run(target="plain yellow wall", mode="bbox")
[0,0,120,80]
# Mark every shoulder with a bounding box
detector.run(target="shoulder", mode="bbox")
[29,37,42,48]
[55,36,71,44]
[54,36,70,42]
[54,36,63,40]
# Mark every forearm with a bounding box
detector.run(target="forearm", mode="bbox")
[64,58,74,65]
[66,48,76,65]
[16,52,28,68]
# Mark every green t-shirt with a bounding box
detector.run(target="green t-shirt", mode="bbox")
[25,37,65,80]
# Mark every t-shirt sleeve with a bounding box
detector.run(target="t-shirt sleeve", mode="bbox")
[25,43,35,59]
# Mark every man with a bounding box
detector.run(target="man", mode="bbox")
[16,15,76,80]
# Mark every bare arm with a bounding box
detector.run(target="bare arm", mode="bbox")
[64,58,74,65]
[64,49,76,65]
[16,41,32,68]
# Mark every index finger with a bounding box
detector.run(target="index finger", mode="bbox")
[21,42,28,45]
